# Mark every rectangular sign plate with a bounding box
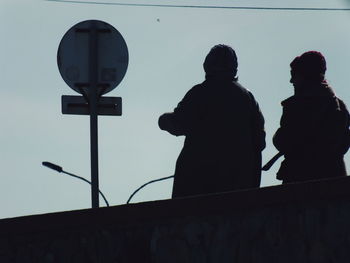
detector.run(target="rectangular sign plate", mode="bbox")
[62,95,122,116]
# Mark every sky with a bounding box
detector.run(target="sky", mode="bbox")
[1,0,350,219]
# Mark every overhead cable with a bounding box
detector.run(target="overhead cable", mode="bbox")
[46,0,350,11]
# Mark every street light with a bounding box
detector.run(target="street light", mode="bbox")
[42,161,109,207]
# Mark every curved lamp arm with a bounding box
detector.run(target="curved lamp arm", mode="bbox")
[127,175,174,204]
[42,161,109,207]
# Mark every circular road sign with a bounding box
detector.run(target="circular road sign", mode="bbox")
[57,20,129,95]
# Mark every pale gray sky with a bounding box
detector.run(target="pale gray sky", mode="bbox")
[1,0,350,219]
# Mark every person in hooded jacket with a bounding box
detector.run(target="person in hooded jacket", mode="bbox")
[158,44,266,198]
[273,51,350,183]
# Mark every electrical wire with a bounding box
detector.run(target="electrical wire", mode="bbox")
[46,0,350,11]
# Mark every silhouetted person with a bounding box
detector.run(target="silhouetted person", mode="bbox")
[273,51,350,183]
[159,45,266,198]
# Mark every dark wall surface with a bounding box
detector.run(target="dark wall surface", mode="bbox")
[1,176,350,262]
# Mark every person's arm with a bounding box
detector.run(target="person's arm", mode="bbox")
[248,92,266,185]
[321,99,350,155]
[158,112,184,136]
[273,99,299,154]
[253,101,266,151]
[273,119,293,154]
[158,85,203,136]
[247,91,266,151]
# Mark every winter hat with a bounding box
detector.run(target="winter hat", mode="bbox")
[290,51,327,78]
[203,45,238,76]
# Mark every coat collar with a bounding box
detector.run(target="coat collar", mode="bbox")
[282,82,335,106]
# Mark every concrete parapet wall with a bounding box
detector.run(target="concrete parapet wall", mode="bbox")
[1,176,350,262]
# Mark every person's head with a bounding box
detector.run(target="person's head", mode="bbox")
[290,51,327,87]
[203,44,238,80]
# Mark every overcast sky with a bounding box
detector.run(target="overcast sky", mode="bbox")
[1,0,350,219]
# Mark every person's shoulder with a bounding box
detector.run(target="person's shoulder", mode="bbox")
[232,81,259,101]
[281,96,296,107]
[333,97,350,117]
[232,81,248,91]
[180,82,206,101]
[189,83,205,93]
[335,96,348,109]
[230,81,251,95]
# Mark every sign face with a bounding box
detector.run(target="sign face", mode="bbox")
[57,20,129,95]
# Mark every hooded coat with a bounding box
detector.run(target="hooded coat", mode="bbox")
[273,83,350,183]
[159,76,265,198]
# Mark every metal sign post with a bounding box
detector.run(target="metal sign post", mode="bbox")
[57,20,129,208]
[88,21,99,208]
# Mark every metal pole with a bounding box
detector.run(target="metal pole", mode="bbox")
[89,21,99,208]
